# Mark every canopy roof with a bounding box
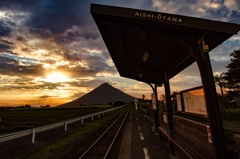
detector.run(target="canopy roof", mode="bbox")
[91,4,240,85]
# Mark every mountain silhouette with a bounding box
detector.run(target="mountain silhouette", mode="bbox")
[58,83,135,107]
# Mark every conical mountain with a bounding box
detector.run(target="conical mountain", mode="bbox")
[58,83,135,107]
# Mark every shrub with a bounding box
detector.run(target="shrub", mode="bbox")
[221,110,240,121]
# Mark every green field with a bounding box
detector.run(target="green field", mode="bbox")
[25,108,125,159]
[0,105,114,133]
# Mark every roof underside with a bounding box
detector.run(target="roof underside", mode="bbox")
[91,4,240,85]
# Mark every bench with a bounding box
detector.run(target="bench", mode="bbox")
[159,127,214,159]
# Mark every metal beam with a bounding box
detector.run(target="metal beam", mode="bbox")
[157,41,177,68]
[162,33,229,159]
[176,35,228,159]
[163,72,174,155]
[199,47,228,159]
[147,83,159,131]
[147,83,163,140]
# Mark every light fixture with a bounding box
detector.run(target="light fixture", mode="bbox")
[202,40,209,53]
[139,73,143,78]
[142,51,149,62]
[199,35,209,53]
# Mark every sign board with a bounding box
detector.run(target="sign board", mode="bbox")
[176,86,207,116]
[135,98,138,110]
[207,125,212,143]
[151,93,157,110]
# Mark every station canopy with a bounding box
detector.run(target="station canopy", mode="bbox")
[91,4,240,85]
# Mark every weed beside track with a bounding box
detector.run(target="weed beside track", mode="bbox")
[24,107,127,159]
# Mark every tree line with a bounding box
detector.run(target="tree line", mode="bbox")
[214,49,240,98]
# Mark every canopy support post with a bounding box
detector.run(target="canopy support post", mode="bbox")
[147,83,160,131]
[197,43,228,159]
[163,72,174,155]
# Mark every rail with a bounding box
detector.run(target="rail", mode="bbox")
[0,105,127,143]
[79,106,131,159]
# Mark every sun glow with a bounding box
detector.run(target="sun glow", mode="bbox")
[45,72,68,83]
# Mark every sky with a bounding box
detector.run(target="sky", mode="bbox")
[0,0,239,107]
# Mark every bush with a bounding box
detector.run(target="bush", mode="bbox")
[173,110,209,124]
[221,110,240,121]
[114,101,124,106]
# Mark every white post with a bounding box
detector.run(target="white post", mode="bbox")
[135,98,138,110]
[98,113,100,117]
[103,112,104,115]
[91,114,93,120]
[81,117,83,124]
[32,129,36,144]
[65,121,67,131]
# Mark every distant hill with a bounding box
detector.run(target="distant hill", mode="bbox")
[58,83,135,107]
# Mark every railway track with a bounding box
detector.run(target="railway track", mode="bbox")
[79,106,131,159]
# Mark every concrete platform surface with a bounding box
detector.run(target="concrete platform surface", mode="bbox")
[119,109,172,159]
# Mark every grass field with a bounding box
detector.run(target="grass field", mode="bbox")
[25,108,125,159]
[0,105,114,133]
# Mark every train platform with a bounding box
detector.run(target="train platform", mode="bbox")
[119,109,177,159]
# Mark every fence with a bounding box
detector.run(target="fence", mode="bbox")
[158,111,214,156]
[0,105,126,143]
[139,106,214,156]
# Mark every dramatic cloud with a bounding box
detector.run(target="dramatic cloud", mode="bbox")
[153,0,240,22]
[63,52,81,62]
[0,21,12,37]
[38,95,59,98]
[0,55,19,65]
[0,63,44,77]
[0,0,239,106]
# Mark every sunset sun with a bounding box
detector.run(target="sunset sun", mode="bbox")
[45,72,68,83]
